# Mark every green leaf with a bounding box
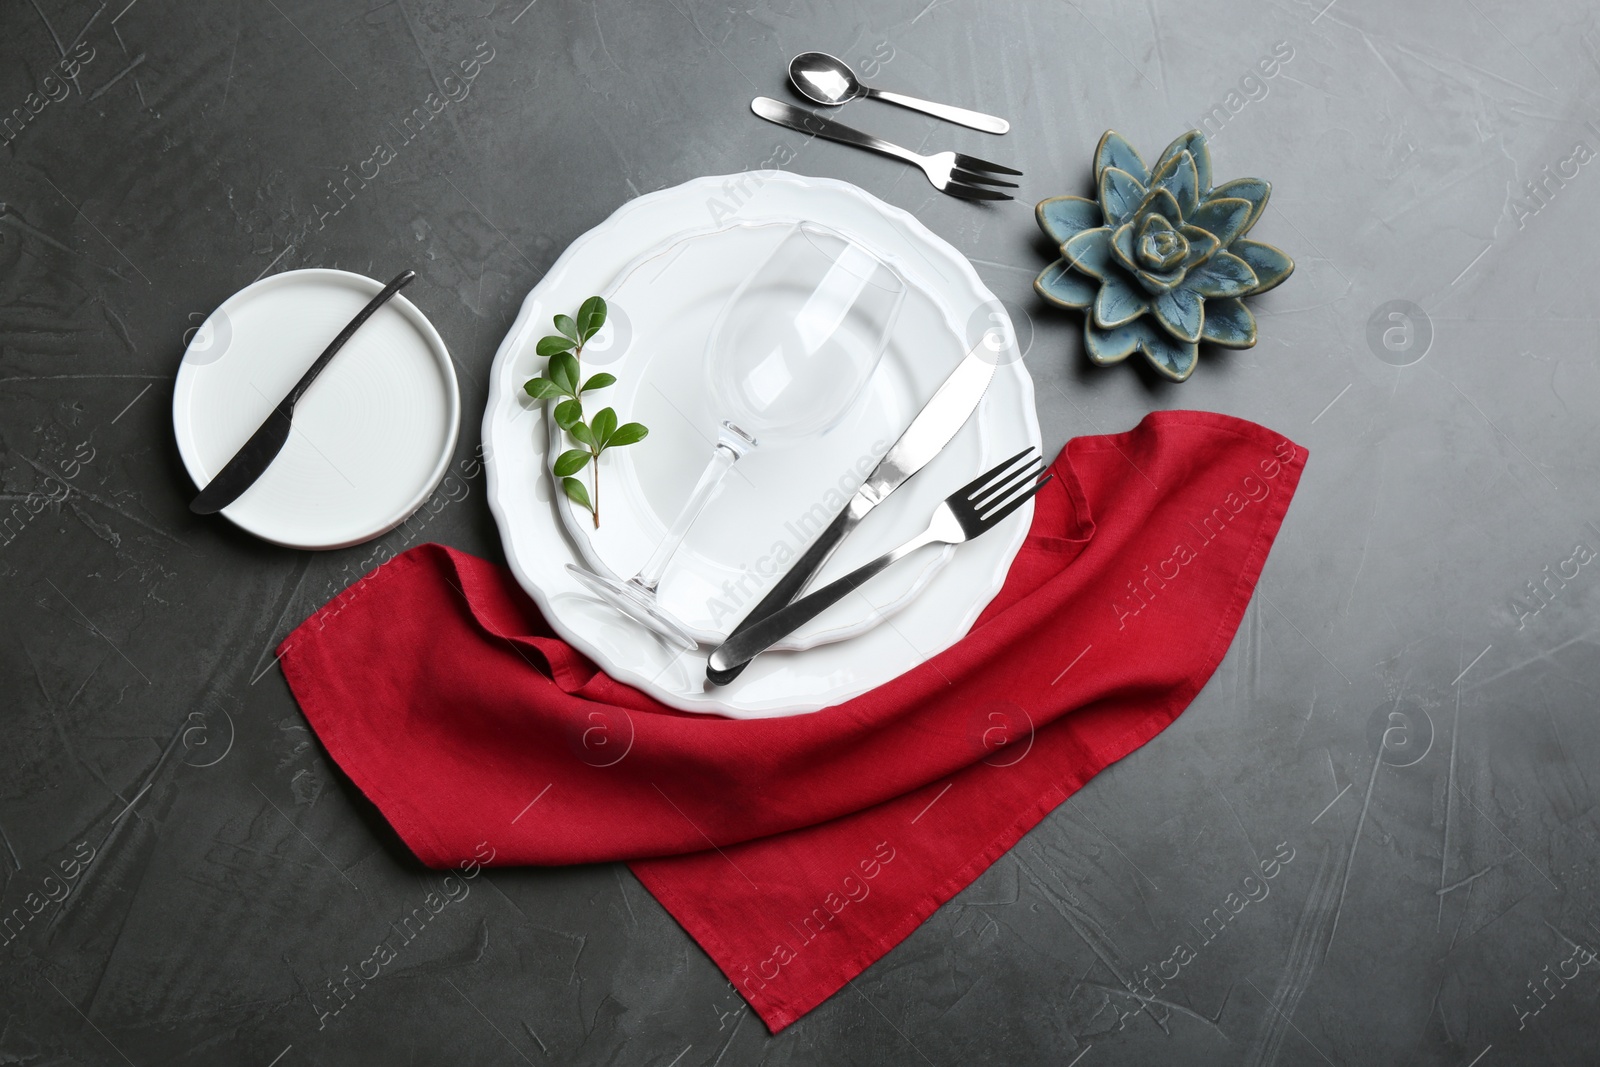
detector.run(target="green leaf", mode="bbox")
[554,314,579,342]
[523,376,563,399]
[562,476,592,512]
[606,422,648,448]
[590,406,618,447]
[576,296,607,341]
[553,398,584,430]
[536,334,576,357]
[548,351,580,396]
[568,421,596,448]
[553,448,591,477]
[581,372,617,393]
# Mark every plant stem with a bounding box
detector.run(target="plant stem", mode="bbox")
[571,336,600,526]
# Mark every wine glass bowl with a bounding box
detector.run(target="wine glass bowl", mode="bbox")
[707,224,906,445]
[566,222,906,652]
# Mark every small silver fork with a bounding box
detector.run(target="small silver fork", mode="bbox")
[751,97,1022,202]
[707,447,1050,679]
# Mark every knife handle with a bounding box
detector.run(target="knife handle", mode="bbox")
[708,539,916,676]
[285,269,416,409]
[705,504,861,686]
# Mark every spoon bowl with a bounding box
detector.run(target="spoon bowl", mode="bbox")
[789,51,865,106]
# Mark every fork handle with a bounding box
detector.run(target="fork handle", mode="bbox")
[867,89,1010,135]
[751,97,921,167]
[706,504,864,686]
[706,526,942,678]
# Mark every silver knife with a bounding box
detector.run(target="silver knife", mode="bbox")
[704,342,998,685]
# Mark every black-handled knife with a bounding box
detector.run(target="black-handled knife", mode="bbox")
[189,269,417,515]
[705,342,998,685]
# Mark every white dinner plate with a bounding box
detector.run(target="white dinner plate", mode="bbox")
[550,220,971,651]
[173,269,460,550]
[484,173,1038,717]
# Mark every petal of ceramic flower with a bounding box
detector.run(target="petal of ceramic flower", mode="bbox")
[1036,196,1103,246]
[1208,178,1271,235]
[1148,150,1200,219]
[1084,316,1143,365]
[1185,196,1254,248]
[1153,286,1204,343]
[1230,239,1296,294]
[1133,187,1183,228]
[1094,130,1151,186]
[1094,269,1149,328]
[1199,296,1258,348]
[1110,222,1140,274]
[1179,226,1221,270]
[1154,131,1213,198]
[1135,266,1186,294]
[1034,260,1098,309]
[1061,227,1115,280]
[1135,212,1178,244]
[1185,250,1258,298]
[1138,326,1201,382]
[1098,167,1147,227]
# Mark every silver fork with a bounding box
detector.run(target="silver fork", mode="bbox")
[750,97,1021,202]
[706,447,1050,679]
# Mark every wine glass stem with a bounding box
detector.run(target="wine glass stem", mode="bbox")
[633,426,753,593]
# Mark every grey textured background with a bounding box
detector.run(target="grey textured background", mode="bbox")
[3,0,1598,1063]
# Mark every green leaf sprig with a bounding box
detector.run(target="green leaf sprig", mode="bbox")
[523,296,647,527]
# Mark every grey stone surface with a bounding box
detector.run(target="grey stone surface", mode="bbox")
[2,0,1598,1063]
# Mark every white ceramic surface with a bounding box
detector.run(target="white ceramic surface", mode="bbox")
[173,269,460,550]
[484,173,1039,717]
[551,219,975,651]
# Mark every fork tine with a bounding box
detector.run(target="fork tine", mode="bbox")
[953,152,1023,177]
[979,474,1053,529]
[957,447,1036,500]
[952,167,1020,189]
[943,181,1014,202]
[971,456,1045,513]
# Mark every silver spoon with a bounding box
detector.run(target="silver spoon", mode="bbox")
[788,51,1010,135]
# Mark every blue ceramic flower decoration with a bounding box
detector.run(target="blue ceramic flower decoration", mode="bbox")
[1034,130,1294,382]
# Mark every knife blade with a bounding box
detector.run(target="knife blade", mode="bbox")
[189,269,416,515]
[704,341,998,685]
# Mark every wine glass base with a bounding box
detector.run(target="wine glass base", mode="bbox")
[566,565,699,652]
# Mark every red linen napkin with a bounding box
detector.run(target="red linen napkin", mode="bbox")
[278,410,1306,1031]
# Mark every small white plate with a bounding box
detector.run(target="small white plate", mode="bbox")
[485,173,1038,717]
[549,220,965,651]
[173,269,460,550]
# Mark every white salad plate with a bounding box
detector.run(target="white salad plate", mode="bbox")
[552,220,975,652]
[484,173,1038,717]
[174,268,460,550]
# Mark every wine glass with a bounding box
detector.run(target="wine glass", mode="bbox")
[568,222,907,650]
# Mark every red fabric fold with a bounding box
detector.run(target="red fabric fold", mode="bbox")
[278,410,1307,1030]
